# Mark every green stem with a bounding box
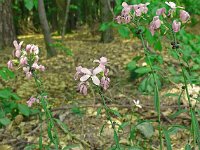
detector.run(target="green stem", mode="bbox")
[172,32,196,147]
[32,72,59,150]
[98,88,120,149]
[139,32,162,150]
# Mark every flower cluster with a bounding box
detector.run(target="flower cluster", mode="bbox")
[7,40,45,79]
[115,1,190,35]
[75,57,110,95]
[116,2,150,24]
[150,1,190,35]
[27,95,47,107]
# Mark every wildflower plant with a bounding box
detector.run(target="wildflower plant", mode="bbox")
[114,1,200,149]
[7,41,60,149]
[75,57,123,149]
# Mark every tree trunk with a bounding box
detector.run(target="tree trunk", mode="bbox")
[0,0,16,49]
[62,0,71,41]
[38,0,56,57]
[100,0,114,43]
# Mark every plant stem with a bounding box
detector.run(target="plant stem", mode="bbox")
[32,72,59,149]
[98,88,120,149]
[139,32,162,150]
[172,32,197,148]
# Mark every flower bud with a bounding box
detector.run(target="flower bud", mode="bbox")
[7,60,13,70]
[172,20,181,32]
[180,10,190,23]
[20,57,28,66]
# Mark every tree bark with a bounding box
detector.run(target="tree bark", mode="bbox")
[38,0,56,57]
[62,0,71,41]
[100,0,114,43]
[0,0,16,49]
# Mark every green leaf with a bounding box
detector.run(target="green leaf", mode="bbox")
[99,22,110,31]
[113,130,119,145]
[18,104,30,116]
[129,126,136,140]
[169,109,188,119]
[0,117,11,126]
[168,125,187,135]
[135,67,151,74]
[136,122,154,139]
[185,144,191,150]
[110,109,121,118]
[154,87,159,112]
[127,61,137,71]
[163,129,172,150]
[100,123,106,136]
[0,89,12,99]
[24,0,34,10]
[54,118,68,133]
[154,40,162,51]
[118,26,130,38]
[96,107,102,117]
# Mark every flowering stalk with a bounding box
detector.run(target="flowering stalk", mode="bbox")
[97,87,120,149]
[7,41,59,149]
[75,57,120,148]
[138,30,163,150]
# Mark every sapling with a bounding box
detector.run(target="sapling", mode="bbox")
[7,41,60,149]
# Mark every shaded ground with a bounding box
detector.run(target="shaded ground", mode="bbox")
[0,26,198,149]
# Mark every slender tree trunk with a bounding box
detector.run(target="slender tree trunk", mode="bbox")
[38,0,56,57]
[62,0,71,41]
[100,0,114,43]
[0,0,16,49]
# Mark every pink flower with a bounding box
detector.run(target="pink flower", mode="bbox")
[26,44,32,52]
[149,16,161,36]
[39,65,45,71]
[133,3,150,17]
[13,41,23,58]
[165,1,184,17]
[7,60,13,70]
[94,57,108,70]
[27,97,39,107]
[77,82,88,95]
[121,2,132,15]
[180,10,190,23]
[74,66,83,80]
[32,62,40,70]
[20,57,28,66]
[165,1,183,9]
[23,66,30,73]
[101,77,110,90]
[172,20,181,32]
[156,8,166,16]
[26,72,32,79]
[80,67,103,86]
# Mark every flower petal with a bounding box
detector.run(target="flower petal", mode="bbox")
[81,68,92,75]
[80,75,90,82]
[91,75,100,86]
[122,2,128,7]
[93,67,103,75]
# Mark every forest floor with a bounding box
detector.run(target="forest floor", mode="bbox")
[0,25,199,150]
